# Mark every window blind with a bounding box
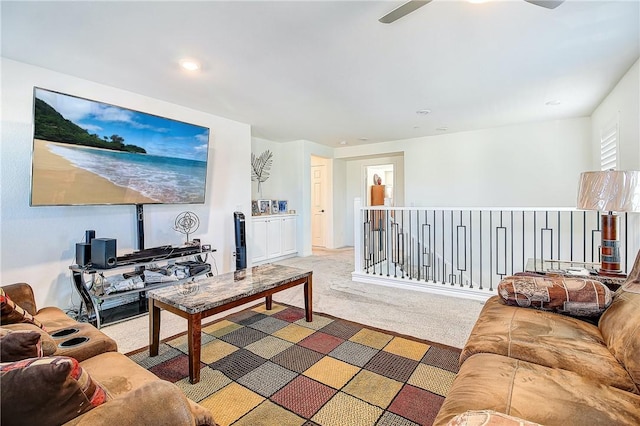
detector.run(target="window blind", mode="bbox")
[600,120,618,171]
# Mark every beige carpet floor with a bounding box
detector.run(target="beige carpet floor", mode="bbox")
[103,248,485,354]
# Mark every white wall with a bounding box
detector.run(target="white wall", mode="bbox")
[332,158,347,248]
[590,58,640,263]
[250,138,337,256]
[250,137,302,259]
[337,118,591,207]
[0,58,252,310]
[245,61,638,259]
[336,118,592,245]
[591,59,640,171]
[253,117,594,249]
[403,118,592,208]
[251,137,291,201]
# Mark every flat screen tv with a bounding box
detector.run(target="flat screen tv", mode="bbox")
[30,87,210,206]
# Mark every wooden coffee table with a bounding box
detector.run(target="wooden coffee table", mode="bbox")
[147,264,313,383]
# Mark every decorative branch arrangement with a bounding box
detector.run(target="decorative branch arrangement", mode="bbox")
[251,150,273,197]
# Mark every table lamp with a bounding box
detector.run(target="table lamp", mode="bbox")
[577,170,640,274]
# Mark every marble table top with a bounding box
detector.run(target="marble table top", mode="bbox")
[147,263,312,314]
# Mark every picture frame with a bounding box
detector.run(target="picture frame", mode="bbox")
[278,200,288,214]
[251,200,259,216]
[258,199,271,214]
[271,199,279,214]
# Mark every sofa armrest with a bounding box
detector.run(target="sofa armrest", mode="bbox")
[64,380,216,426]
[2,283,37,316]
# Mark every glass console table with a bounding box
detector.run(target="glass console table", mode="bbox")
[70,245,214,328]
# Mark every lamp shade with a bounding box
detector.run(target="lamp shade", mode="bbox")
[577,170,640,212]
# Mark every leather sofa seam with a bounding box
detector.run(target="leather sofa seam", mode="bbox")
[507,309,517,357]
[505,358,519,415]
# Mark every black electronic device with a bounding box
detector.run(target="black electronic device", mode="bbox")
[116,244,203,264]
[234,211,247,270]
[85,230,95,243]
[75,243,91,267]
[91,238,117,269]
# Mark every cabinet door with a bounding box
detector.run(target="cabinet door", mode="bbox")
[266,219,282,258]
[281,217,297,255]
[252,219,268,262]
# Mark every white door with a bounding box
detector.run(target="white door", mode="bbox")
[311,165,326,247]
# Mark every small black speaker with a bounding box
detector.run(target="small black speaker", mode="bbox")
[85,230,95,243]
[91,238,117,269]
[75,243,91,267]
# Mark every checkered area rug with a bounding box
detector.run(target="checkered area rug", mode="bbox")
[128,303,461,426]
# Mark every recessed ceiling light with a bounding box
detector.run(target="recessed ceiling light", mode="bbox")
[436,127,448,131]
[179,59,200,71]
[545,100,561,106]
[416,109,431,115]
[358,137,369,141]
[340,141,348,145]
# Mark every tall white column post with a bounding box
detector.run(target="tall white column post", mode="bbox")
[354,198,363,272]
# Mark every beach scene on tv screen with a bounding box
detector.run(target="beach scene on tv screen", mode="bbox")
[31,88,210,206]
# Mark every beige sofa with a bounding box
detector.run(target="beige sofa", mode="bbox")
[1,282,216,426]
[434,253,640,425]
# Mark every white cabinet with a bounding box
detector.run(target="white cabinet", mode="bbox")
[252,219,268,263]
[281,216,297,255]
[252,215,297,264]
[266,217,282,258]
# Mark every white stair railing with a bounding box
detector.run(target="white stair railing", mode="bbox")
[353,198,638,299]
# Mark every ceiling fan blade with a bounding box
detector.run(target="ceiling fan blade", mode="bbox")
[524,0,565,9]
[379,0,432,24]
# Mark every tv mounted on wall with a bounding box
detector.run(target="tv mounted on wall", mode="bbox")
[30,87,210,206]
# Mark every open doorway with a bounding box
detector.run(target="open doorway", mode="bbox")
[365,164,394,206]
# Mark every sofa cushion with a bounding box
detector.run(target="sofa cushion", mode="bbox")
[460,296,637,393]
[498,275,612,317]
[0,356,109,426]
[79,351,163,397]
[50,322,118,362]
[77,352,217,426]
[1,283,38,315]
[598,289,640,391]
[1,323,57,355]
[0,288,46,329]
[0,329,43,361]
[433,353,640,426]
[62,381,202,426]
[621,248,640,294]
[447,410,542,426]
[35,306,85,330]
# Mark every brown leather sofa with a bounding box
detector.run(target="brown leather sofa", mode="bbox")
[1,282,217,426]
[434,253,640,426]
[1,282,118,361]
